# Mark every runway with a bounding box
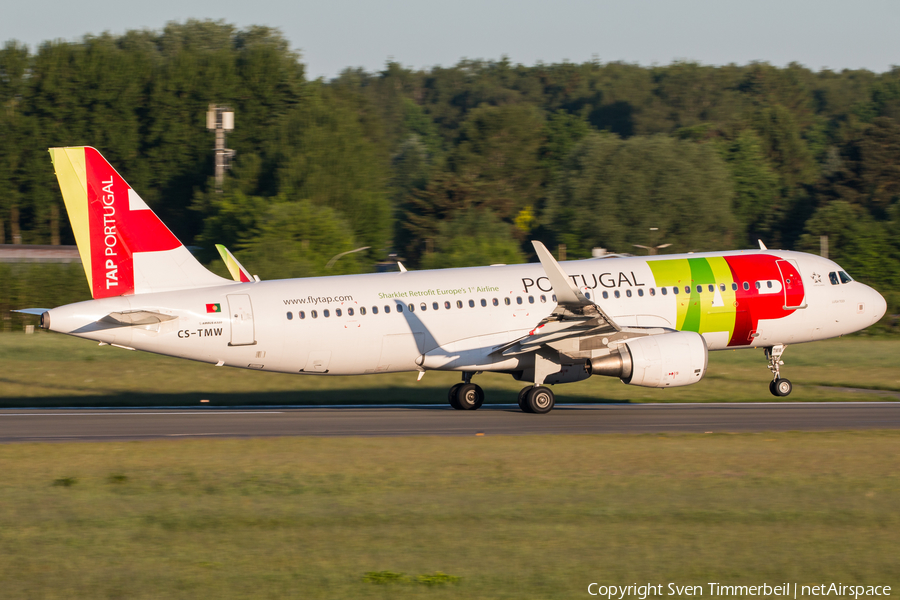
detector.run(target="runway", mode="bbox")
[1,402,899,442]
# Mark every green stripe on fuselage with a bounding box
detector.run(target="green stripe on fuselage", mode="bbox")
[682,258,714,332]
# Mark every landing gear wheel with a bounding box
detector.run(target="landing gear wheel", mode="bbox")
[456,383,484,410]
[525,386,555,414]
[769,380,777,396]
[448,383,464,409]
[517,387,533,413]
[772,378,792,397]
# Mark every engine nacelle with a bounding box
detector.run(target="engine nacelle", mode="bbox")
[587,331,708,388]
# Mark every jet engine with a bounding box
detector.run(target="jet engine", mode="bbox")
[586,331,708,388]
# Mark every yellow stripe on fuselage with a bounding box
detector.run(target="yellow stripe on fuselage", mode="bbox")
[702,256,737,341]
[49,147,92,293]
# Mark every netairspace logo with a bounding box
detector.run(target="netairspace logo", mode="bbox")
[586,583,892,599]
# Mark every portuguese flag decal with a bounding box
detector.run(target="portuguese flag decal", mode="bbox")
[206,303,221,313]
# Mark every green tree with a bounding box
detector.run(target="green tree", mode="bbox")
[420,210,525,269]
[234,200,363,279]
[799,200,898,290]
[721,130,782,246]
[544,133,738,257]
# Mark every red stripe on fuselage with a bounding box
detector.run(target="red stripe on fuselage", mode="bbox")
[723,254,799,347]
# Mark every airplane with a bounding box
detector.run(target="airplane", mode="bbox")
[17,147,888,414]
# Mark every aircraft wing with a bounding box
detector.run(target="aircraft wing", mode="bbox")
[495,242,622,356]
[216,244,255,283]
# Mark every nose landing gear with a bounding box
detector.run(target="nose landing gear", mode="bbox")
[765,344,792,397]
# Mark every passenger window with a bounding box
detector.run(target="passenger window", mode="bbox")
[287,312,293,320]
[481,299,487,307]
[625,289,632,298]
[540,295,546,303]
[433,302,439,310]
[299,311,306,319]
[732,283,738,291]
[444,301,451,309]
[552,295,557,302]
[685,286,690,294]
[323,309,330,318]
[396,304,403,313]
[649,288,655,296]
[708,284,715,293]
[743,282,750,291]
[839,271,852,284]
[468,299,475,308]
[602,291,609,299]
[457,300,463,308]
[614,290,621,298]
[420,303,427,311]
[359,307,366,316]
[585,292,591,299]
[638,288,644,297]
[755,281,761,290]
[661,287,667,296]
[672,287,678,295]
[829,272,839,285]
[372,307,378,315]
[697,285,703,294]
[720,283,726,292]
[767,281,773,289]
[528,296,534,304]
[348,308,354,316]
[311,310,318,318]
[517,297,523,305]
[492,298,499,306]
[407,304,414,312]
[385,305,391,314]
[335,309,342,317]
[504,297,510,306]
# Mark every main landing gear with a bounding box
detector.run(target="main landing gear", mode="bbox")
[765,344,793,397]
[448,372,484,410]
[517,385,555,414]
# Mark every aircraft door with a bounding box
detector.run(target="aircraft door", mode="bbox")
[776,260,806,310]
[227,294,256,346]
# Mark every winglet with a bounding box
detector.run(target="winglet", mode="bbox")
[531,241,589,305]
[215,244,254,283]
[758,239,768,250]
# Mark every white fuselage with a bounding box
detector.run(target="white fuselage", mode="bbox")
[45,249,887,379]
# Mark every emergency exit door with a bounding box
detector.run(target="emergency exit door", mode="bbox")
[227,294,256,346]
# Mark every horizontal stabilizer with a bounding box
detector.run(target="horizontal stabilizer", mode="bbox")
[13,308,49,315]
[101,310,178,327]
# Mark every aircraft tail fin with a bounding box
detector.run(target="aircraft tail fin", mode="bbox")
[49,147,231,298]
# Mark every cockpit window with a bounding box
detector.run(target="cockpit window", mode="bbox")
[828,272,839,285]
[839,271,853,284]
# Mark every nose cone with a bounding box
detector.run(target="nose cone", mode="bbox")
[870,287,887,323]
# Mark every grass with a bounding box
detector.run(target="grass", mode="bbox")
[1,332,899,407]
[0,432,897,599]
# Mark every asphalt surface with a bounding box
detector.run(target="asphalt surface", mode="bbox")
[1,402,899,442]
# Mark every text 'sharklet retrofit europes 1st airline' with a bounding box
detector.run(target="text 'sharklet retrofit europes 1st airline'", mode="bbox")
[18,147,887,413]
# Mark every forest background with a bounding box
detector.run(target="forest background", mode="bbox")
[1,21,898,331]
